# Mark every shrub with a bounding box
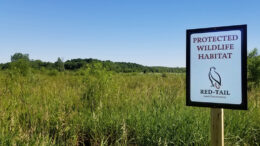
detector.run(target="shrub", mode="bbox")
[9,59,31,76]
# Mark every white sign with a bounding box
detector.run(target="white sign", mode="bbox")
[186,25,247,109]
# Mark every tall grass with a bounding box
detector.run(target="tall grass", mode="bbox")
[0,69,259,145]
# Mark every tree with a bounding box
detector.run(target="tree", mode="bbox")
[31,60,43,69]
[10,58,31,76]
[9,53,31,76]
[248,48,260,88]
[11,53,29,62]
[55,57,65,71]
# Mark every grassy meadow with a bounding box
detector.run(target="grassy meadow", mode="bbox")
[0,66,259,145]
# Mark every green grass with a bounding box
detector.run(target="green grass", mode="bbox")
[0,69,259,145]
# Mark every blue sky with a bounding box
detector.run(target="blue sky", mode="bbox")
[0,0,260,67]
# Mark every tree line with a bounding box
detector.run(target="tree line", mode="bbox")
[0,48,259,88]
[0,53,185,73]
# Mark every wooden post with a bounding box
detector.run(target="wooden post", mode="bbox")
[211,108,224,146]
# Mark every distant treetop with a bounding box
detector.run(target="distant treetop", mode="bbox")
[11,53,29,62]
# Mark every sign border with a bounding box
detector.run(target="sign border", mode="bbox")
[186,25,247,110]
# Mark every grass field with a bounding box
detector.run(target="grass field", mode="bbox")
[0,68,259,145]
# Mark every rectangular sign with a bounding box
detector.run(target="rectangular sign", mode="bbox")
[186,25,247,110]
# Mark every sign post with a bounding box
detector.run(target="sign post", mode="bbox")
[186,25,247,145]
[211,108,224,146]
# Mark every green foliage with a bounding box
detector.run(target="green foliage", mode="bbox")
[8,52,31,76]
[0,51,259,145]
[248,48,260,89]
[81,63,112,112]
[11,53,29,62]
[9,59,31,76]
[31,60,44,70]
[162,73,167,78]
[2,53,186,73]
[55,57,65,72]
[64,58,185,73]
[47,69,58,76]
[0,71,259,145]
